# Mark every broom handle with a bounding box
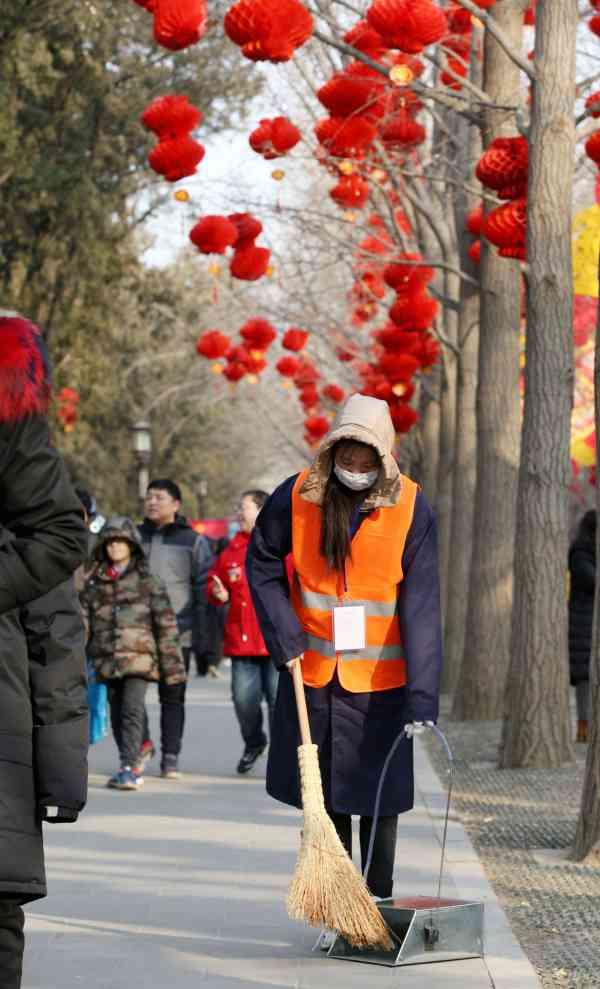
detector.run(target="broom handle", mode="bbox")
[291,658,312,746]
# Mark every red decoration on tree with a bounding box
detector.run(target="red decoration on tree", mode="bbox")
[383,253,434,292]
[282,327,309,351]
[330,174,370,208]
[317,64,387,120]
[374,324,421,353]
[412,333,440,369]
[153,0,207,50]
[224,0,313,62]
[585,131,600,167]
[240,318,277,351]
[377,351,419,383]
[141,95,202,138]
[336,346,355,362]
[298,383,319,409]
[388,291,439,330]
[196,330,231,359]
[189,216,239,254]
[228,212,263,247]
[586,92,600,119]
[322,384,346,404]
[380,108,426,148]
[223,362,247,382]
[276,355,302,377]
[466,204,484,236]
[468,240,481,264]
[343,20,385,55]
[482,197,527,253]
[148,135,205,181]
[523,1,536,25]
[446,2,471,33]
[133,0,156,10]
[304,415,330,441]
[589,15,600,38]
[389,401,418,433]
[230,244,271,280]
[315,116,378,158]
[294,359,320,386]
[476,137,529,195]
[366,0,448,54]
[249,116,301,158]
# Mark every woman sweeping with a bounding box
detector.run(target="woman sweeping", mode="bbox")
[246,393,442,939]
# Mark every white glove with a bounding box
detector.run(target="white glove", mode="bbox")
[404,720,435,738]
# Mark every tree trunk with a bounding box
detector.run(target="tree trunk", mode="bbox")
[444,187,481,693]
[453,0,523,720]
[573,255,600,860]
[419,376,441,503]
[500,0,578,769]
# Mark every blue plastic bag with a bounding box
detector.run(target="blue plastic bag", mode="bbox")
[87,662,108,745]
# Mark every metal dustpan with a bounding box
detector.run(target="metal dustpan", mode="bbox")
[325,725,485,967]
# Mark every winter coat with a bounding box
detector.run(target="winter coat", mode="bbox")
[568,538,595,685]
[208,530,268,657]
[138,515,213,650]
[83,517,185,685]
[0,313,89,904]
[247,393,442,816]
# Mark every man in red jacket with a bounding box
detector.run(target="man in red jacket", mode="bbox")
[208,490,279,774]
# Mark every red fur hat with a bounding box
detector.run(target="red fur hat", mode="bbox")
[0,313,50,422]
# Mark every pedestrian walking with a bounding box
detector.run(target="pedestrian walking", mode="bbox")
[247,393,442,922]
[138,480,213,778]
[82,517,186,790]
[197,536,229,678]
[569,509,596,743]
[0,312,89,988]
[209,491,279,774]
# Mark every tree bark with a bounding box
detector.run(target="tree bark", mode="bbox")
[500,0,578,769]
[419,375,441,503]
[453,0,524,720]
[573,254,600,860]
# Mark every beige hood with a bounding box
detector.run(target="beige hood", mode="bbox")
[299,393,402,509]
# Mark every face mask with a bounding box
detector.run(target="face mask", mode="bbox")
[334,464,379,492]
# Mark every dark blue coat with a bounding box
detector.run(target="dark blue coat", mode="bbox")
[568,540,595,685]
[246,475,442,816]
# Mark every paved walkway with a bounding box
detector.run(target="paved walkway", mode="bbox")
[24,674,540,988]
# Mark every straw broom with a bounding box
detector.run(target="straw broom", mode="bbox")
[287,660,392,950]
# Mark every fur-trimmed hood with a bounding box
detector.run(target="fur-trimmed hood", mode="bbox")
[0,312,50,423]
[94,516,145,562]
[299,393,402,509]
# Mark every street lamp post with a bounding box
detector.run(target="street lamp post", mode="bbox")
[131,419,152,507]
[196,478,208,519]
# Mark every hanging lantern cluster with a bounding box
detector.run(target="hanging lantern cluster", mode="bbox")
[142,94,205,182]
[223,0,313,62]
[476,136,529,260]
[189,211,271,281]
[133,0,208,50]
[249,116,301,158]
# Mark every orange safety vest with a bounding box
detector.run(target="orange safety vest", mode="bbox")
[290,468,418,693]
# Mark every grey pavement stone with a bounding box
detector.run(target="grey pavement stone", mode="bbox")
[22,676,538,988]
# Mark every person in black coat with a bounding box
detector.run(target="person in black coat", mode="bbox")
[0,313,89,988]
[569,509,596,743]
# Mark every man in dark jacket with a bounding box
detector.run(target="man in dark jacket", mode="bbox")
[138,479,212,778]
[0,313,89,988]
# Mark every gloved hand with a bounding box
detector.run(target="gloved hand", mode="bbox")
[404,720,435,738]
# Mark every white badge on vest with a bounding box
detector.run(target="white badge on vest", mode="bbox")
[333,605,366,652]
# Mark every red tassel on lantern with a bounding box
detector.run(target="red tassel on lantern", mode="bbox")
[153,0,208,50]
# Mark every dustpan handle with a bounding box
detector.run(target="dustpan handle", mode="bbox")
[291,658,312,746]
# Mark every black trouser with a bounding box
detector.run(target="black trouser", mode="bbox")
[0,900,25,989]
[329,812,398,899]
[142,677,187,757]
[108,677,149,768]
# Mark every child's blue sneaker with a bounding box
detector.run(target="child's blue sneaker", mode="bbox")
[107,767,142,790]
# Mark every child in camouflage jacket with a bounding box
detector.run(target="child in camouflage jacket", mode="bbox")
[82,517,185,790]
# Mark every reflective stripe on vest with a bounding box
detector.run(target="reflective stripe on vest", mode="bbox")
[291,468,418,693]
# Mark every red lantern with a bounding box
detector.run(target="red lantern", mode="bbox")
[276,355,301,377]
[585,131,600,167]
[249,116,301,158]
[366,0,448,54]
[298,383,319,408]
[374,324,421,352]
[440,59,468,91]
[148,136,205,181]
[330,174,370,208]
[466,204,484,236]
[133,0,156,9]
[378,351,419,383]
[227,212,263,247]
[476,136,528,194]
[586,92,600,120]
[446,2,471,33]
[412,333,440,369]
[361,271,386,299]
[322,383,346,404]
[389,291,439,330]
[304,415,330,441]
[380,108,426,148]
[389,401,418,433]
[282,327,309,351]
[240,317,277,350]
[317,64,387,120]
[141,95,202,138]
[468,239,481,264]
[383,253,434,292]
[230,245,271,281]
[314,116,378,158]
[224,0,313,63]
[590,15,600,38]
[153,0,207,50]
[483,197,527,250]
[196,330,231,358]
[294,359,320,386]
[523,1,535,25]
[189,216,239,254]
[343,20,385,55]
[223,362,247,382]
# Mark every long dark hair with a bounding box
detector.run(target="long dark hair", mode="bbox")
[320,471,363,573]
